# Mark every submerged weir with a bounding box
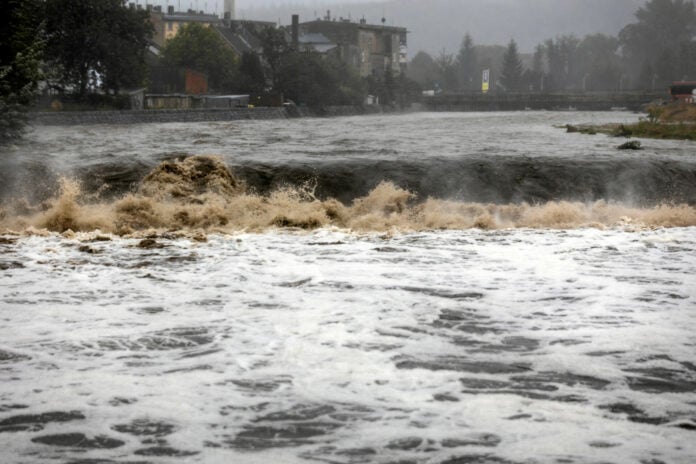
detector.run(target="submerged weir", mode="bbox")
[2,154,696,234]
[1,112,695,464]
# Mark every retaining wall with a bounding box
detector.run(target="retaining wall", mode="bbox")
[30,107,291,126]
[29,105,390,126]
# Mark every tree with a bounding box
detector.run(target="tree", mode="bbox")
[435,49,459,92]
[0,0,44,141]
[407,51,439,90]
[619,0,696,88]
[277,51,364,108]
[456,33,478,91]
[162,23,238,93]
[576,34,621,91]
[44,0,152,96]
[237,52,266,94]
[259,27,290,90]
[500,39,523,91]
[528,44,546,91]
[541,35,580,91]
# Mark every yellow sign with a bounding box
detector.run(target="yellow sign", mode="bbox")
[482,69,490,93]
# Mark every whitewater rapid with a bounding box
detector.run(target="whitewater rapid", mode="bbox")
[1,228,695,463]
[1,112,695,463]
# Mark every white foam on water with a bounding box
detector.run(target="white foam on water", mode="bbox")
[1,227,695,463]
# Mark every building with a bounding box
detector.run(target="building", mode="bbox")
[147,0,237,48]
[148,66,208,94]
[297,15,408,78]
[223,0,235,20]
[215,20,279,57]
[149,6,221,48]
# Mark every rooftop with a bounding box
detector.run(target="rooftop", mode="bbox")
[159,12,220,22]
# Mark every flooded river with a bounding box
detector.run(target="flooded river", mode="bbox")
[1,112,695,463]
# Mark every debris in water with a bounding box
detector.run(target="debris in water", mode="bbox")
[617,140,642,150]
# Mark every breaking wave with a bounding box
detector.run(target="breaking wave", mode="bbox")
[1,155,695,235]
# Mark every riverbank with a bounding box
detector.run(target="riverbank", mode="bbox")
[28,104,394,126]
[565,103,696,141]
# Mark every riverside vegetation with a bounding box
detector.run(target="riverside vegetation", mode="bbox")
[564,103,696,141]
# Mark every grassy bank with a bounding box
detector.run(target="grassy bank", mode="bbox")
[565,103,696,141]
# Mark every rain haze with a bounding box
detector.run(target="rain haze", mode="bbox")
[144,0,644,53]
[2,0,696,463]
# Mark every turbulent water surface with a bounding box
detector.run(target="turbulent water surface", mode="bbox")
[1,112,695,464]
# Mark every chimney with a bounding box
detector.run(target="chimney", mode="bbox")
[291,14,299,50]
[223,0,235,20]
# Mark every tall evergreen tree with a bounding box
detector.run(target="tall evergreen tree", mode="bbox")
[500,39,523,92]
[456,33,478,91]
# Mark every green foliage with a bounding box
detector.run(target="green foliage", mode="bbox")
[612,120,696,140]
[259,27,291,89]
[541,36,580,91]
[277,51,365,108]
[575,34,621,91]
[256,26,366,107]
[456,33,478,91]
[395,73,422,107]
[406,51,439,90]
[500,39,524,91]
[44,0,153,96]
[648,106,665,124]
[619,0,696,88]
[162,22,238,93]
[0,0,45,142]
[238,52,266,94]
[435,49,459,92]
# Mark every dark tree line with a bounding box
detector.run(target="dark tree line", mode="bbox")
[1,0,421,142]
[1,0,45,141]
[408,0,696,93]
[163,22,418,108]
[44,0,153,97]
[2,0,152,141]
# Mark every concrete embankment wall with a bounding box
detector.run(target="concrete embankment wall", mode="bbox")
[30,107,293,126]
[29,105,392,126]
[423,93,664,112]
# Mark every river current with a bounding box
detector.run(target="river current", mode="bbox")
[1,112,695,463]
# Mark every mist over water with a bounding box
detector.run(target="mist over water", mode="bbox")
[1,112,696,234]
[1,112,696,463]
